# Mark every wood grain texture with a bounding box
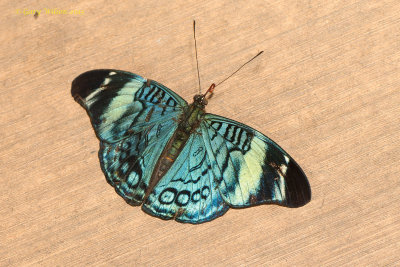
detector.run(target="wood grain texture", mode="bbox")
[1,0,399,266]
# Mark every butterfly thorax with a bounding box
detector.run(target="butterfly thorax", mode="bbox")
[144,94,207,198]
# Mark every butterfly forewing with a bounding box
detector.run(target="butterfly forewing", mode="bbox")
[201,114,311,208]
[71,69,187,143]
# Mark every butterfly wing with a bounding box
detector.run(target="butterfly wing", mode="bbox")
[201,114,311,208]
[71,69,187,143]
[142,113,310,223]
[99,118,178,205]
[142,133,229,223]
[71,69,187,204]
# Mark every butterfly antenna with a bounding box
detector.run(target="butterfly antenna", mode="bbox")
[215,51,264,88]
[193,20,202,94]
[203,83,215,99]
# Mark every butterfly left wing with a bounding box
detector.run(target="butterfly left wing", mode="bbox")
[71,69,188,205]
[99,118,178,205]
[201,114,311,208]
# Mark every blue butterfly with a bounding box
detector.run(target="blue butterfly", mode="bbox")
[71,68,311,223]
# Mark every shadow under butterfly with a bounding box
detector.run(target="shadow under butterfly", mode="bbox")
[71,22,311,224]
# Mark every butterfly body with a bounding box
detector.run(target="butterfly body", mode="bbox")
[72,69,311,223]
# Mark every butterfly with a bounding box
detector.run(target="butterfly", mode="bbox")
[71,68,311,224]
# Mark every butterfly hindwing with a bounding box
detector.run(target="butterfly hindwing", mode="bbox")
[72,69,187,205]
[201,114,311,208]
[142,133,229,223]
[100,118,178,205]
[71,69,187,143]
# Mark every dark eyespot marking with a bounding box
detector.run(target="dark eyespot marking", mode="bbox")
[191,190,201,203]
[175,190,191,207]
[201,186,210,199]
[126,171,140,188]
[159,188,177,204]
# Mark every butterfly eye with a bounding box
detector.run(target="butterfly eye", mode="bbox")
[193,94,205,104]
[193,94,208,106]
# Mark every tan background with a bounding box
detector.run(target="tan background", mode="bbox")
[1,0,399,266]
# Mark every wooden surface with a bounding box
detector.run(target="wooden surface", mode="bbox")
[1,1,399,266]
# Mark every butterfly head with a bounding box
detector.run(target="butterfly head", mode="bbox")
[193,83,215,107]
[193,94,208,107]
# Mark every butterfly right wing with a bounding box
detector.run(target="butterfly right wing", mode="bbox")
[142,114,311,223]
